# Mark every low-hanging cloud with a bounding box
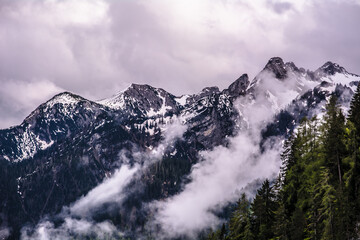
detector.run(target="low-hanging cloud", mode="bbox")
[70,118,187,219]
[148,71,320,239]
[21,218,119,240]
[150,135,281,239]
[20,164,136,239]
[0,227,10,239]
[70,165,139,218]
[20,118,188,239]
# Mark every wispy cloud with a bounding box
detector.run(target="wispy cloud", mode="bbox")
[70,165,139,218]
[0,227,10,239]
[147,70,321,238]
[21,218,119,240]
[20,118,187,239]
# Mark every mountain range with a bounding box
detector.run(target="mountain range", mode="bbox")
[0,57,359,239]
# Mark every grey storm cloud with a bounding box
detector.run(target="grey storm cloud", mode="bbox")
[267,0,294,14]
[0,0,360,128]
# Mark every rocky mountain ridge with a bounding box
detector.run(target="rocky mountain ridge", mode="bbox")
[0,57,359,239]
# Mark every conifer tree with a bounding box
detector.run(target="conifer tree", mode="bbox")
[348,83,360,131]
[229,193,252,240]
[346,83,360,238]
[252,179,277,240]
[206,89,360,240]
[273,175,290,240]
[322,94,346,186]
[290,207,306,240]
[281,131,303,224]
[347,83,360,196]
[315,168,337,240]
[280,134,296,179]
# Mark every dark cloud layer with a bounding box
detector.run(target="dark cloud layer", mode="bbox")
[0,0,359,128]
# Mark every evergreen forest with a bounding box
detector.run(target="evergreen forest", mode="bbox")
[206,84,360,240]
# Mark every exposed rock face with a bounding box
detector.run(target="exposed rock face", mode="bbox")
[0,57,359,239]
[318,61,347,75]
[223,74,249,98]
[0,92,108,162]
[264,57,288,79]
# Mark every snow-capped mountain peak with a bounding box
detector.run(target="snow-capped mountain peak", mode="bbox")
[45,92,82,108]
[1,57,359,239]
[98,83,180,117]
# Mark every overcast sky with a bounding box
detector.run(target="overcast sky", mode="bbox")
[0,0,359,128]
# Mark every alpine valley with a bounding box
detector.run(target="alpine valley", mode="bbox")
[0,57,359,239]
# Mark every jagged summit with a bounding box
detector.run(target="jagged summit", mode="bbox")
[125,83,174,99]
[257,57,301,82]
[264,57,288,79]
[1,57,360,239]
[317,61,347,75]
[99,83,180,117]
[123,83,164,92]
[45,91,84,107]
[285,61,300,72]
[23,91,87,123]
[247,57,290,92]
[223,74,249,98]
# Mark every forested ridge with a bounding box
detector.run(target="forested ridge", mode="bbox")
[206,84,360,240]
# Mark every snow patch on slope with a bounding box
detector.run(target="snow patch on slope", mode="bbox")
[175,95,188,106]
[147,94,172,117]
[98,92,126,110]
[12,130,54,162]
[46,93,79,108]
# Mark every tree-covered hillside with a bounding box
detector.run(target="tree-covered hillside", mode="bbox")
[207,84,360,240]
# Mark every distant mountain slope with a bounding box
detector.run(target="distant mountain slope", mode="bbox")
[0,57,359,239]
